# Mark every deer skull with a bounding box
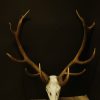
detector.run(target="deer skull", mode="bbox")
[46,75,61,100]
[6,9,96,100]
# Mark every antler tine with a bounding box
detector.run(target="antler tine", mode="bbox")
[25,63,42,77]
[58,10,96,86]
[75,10,96,62]
[65,68,86,76]
[6,10,48,83]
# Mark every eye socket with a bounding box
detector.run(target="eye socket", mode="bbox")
[56,93,58,96]
[50,92,52,96]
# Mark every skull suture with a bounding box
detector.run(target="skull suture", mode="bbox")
[46,75,61,100]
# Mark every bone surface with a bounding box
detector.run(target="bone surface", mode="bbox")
[46,75,61,100]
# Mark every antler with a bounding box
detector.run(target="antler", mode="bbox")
[6,10,49,83]
[58,10,96,86]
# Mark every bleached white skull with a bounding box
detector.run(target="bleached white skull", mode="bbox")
[46,75,61,100]
[7,9,95,100]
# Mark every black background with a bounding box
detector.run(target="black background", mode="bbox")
[0,0,100,100]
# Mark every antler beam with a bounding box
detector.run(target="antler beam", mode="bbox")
[58,10,96,86]
[6,10,49,82]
